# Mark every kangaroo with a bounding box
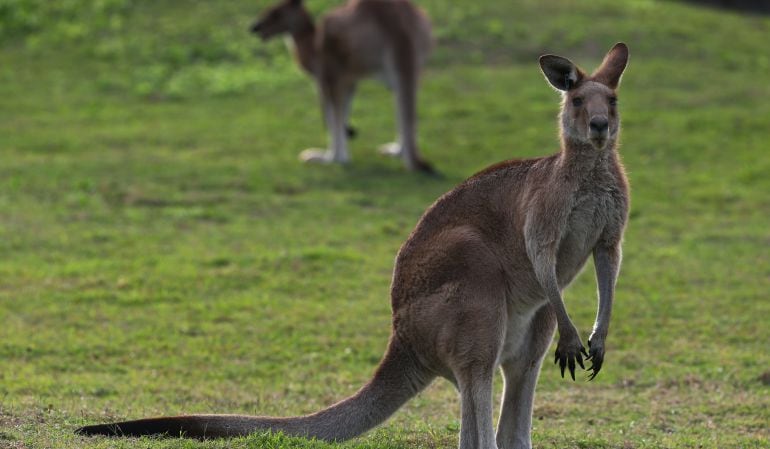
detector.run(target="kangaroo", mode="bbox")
[77,43,630,449]
[250,0,434,172]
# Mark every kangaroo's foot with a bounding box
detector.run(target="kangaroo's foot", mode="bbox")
[411,159,437,175]
[299,149,349,165]
[379,143,437,174]
[378,142,402,157]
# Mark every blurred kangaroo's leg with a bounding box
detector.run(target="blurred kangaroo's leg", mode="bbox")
[392,47,432,173]
[301,78,354,164]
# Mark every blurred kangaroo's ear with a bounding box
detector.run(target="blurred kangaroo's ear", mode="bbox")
[539,55,584,91]
[289,0,303,5]
[592,43,629,89]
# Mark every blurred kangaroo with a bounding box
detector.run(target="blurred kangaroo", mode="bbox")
[249,0,434,172]
[78,43,630,449]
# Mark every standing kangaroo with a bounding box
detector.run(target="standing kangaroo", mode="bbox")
[78,43,630,449]
[250,0,434,172]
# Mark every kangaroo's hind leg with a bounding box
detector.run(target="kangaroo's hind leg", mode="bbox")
[495,304,556,449]
[394,60,433,173]
[455,362,498,449]
[300,77,355,165]
[446,287,507,449]
[377,43,433,173]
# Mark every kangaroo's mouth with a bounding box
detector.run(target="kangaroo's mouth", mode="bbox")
[589,135,608,149]
[250,22,273,41]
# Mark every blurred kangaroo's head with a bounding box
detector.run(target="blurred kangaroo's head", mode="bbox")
[540,43,629,150]
[251,0,309,41]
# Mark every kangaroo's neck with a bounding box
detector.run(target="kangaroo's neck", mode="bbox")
[288,10,318,76]
[557,135,619,179]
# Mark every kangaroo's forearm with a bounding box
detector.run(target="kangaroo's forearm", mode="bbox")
[531,253,575,332]
[592,244,621,337]
[525,218,574,332]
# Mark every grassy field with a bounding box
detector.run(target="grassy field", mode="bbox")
[1,0,769,448]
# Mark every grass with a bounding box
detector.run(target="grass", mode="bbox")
[0,0,769,448]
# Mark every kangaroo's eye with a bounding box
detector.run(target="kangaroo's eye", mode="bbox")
[609,96,618,106]
[571,97,583,107]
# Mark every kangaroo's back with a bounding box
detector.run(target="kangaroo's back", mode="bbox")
[321,0,432,73]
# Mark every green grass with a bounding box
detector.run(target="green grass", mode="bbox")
[1,0,769,448]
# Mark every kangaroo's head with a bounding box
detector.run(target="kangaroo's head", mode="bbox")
[250,0,309,41]
[539,43,629,151]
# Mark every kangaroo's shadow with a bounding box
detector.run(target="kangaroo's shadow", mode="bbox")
[295,160,463,210]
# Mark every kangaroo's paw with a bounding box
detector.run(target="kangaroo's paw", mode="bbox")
[554,327,588,381]
[299,149,348,165]
[586,333,606,381]
[378,142,402,157]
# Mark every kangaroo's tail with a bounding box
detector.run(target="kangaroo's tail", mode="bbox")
[76,338,432,441]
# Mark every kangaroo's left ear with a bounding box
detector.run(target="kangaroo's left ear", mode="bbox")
[539,55,585,91]
[592,43,629,89]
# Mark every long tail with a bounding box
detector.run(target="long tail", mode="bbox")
[76,339,432,441]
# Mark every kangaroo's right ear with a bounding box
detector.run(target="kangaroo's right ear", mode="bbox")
[591,42,629,89]
[539,55,584,91]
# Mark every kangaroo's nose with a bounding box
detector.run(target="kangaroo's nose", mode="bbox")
[250,22,262,33]
[590,118,609,133]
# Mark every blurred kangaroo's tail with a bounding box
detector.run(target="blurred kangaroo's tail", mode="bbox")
[76,339,431,440]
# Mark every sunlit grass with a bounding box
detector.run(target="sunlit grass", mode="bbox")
[0,1,768,448]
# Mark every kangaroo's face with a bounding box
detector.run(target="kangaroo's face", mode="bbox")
[251,0,305,41]
[562,82,618,150]
[540,43,629,151]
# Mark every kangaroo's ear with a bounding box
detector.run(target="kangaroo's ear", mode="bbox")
[289,0,303,5]
[539,55,584,91]
[592,43,629,89]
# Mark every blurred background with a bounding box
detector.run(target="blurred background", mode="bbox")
[0,1,768,448]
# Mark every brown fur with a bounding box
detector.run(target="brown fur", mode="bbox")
[251,0,434,172]
[77,44,631,449]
